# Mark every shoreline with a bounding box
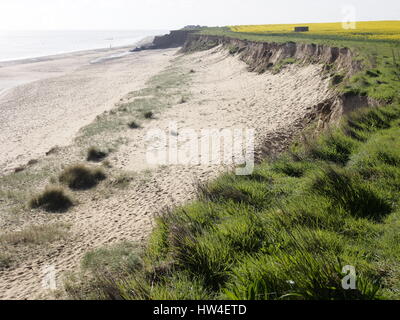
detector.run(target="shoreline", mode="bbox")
[0,44,175,175]
[0,36,156,105]
[0,35,156,67]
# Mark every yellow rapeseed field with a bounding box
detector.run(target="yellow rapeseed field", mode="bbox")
[230,21,400,41]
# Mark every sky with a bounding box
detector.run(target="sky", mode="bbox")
[0,0,399,31]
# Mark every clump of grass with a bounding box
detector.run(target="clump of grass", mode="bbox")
[64,242,143,300]
[128,120,141,129]
[306,130,357,165]
[272,58,297,74]
[59,164,106,190]
[108,172,135,189]
[87,147,108,162]
[0,253,12,270]
[46,146,60,156]
[144,111,154,119]
[179,96,188,104]
[271,156,311,177]
[331,73,345,85]
[0,223,70,245]
[27,159,39,166]
[311,166,392,221]
[102,160,112,168]
[223,248,379,300]
[82,242,142,274]
[14,166,25,173]
[29,186,73,212]
[366,69,380,78]
[228,45,240,55]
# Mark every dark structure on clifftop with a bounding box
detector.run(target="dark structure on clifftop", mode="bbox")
[294,26,309,32]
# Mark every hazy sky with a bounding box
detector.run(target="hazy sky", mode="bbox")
[0,0,399,31]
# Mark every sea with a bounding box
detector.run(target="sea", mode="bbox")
[0,30,166,62]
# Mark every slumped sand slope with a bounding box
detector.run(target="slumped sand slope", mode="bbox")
[0,46,332,299]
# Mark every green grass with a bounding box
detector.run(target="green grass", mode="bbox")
[66,104,400,300]
[81,242,142,274]
[64,242,143,300]
[272,58,297,74]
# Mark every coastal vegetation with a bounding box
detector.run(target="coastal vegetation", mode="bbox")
[143,111,154,119]
[59,164,106,190]
[0,223,70,245]
[29,186,73,213]
[0,253,12,271]
[87,147,108,162]
[128,120,141,129]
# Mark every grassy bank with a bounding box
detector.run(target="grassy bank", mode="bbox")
[66,103,400,300]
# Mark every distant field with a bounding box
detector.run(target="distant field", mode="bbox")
[230,20,400,41]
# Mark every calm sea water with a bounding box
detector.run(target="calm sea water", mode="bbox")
[0,30,165,62]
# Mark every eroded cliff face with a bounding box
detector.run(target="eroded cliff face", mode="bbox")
[181,33,379,130]
[181,34,362,76]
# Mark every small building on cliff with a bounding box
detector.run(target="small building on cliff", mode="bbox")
[294,26,309,32]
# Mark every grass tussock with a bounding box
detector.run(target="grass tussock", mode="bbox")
[59,164,106,190]
[0,223,70,245]
[128,121,141,129]
[29,186,73,212]
[143,111,154,119]
[81,242,142,275]
[0,253,12,270]
[64,242,142,300]
[179,96,188,104]
[87,147,108,162]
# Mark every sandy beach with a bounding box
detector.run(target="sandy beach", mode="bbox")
[0,44,333,299]
[0,41,174,174]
